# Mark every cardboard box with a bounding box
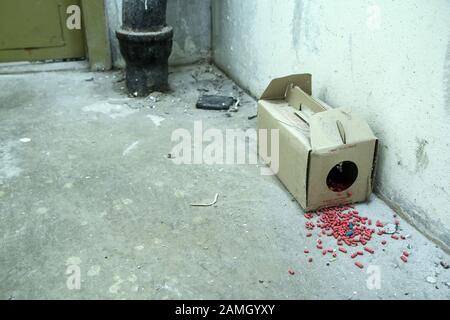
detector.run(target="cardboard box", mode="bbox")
[257,74,378,211]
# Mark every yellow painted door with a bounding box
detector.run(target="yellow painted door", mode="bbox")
[0,0,85,62]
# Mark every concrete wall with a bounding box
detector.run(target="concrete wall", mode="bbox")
[106,0,211,68]
[212,0,450,249]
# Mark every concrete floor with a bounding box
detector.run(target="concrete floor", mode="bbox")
[0,63,449,300]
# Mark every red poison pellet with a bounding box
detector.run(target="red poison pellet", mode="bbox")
[364,247,375,254]
[302,205,408,271]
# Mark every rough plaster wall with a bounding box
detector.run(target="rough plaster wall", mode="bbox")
[106,0,211,68]
[212,0,450,249]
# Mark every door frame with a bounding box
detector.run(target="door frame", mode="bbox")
[81,0,112,70]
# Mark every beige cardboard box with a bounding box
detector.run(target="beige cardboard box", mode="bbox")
[257,74,378,211]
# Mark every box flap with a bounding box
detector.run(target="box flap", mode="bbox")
[258,100,312,147]
[260,74,312,100]
[286,85,327,114]
[310,109,377,150]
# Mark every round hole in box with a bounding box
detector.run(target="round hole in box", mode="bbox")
[326,161,358,192]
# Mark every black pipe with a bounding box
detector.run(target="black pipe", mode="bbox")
[116,0,173,96]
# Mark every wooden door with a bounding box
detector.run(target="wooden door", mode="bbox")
[0,0,85,62]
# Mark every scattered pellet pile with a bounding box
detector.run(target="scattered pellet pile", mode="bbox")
[302,205,410,270]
